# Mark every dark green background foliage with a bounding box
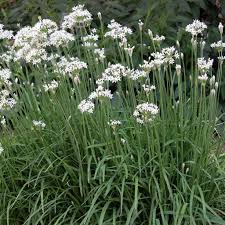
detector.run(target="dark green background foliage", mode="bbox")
[0,0,221,34]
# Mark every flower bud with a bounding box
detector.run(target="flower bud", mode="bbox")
[148,29,153,39]
[215,82,219,91]
[97,12,102,20]
[180,52,184,59]
[209,75,215,87]
[202,41,206,49]
[138,20,144,31]
[219,22,223,35]
[176,64,181,76]
[210,89,216,96]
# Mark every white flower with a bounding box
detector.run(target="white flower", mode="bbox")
[14,46,48,65]
[0,90,16,111]
[185,20,207,36]
[82,29,98,48]
[0,68,12,86]
[13,25,50,64]
[94,48,105,62]
[62,5,92,29]
[0,50,15,63]
[152,35,165,43]
[34,19,58,35]
[142,84,156,93]
[129,69,147,80]
[49,30,74,47]
[133,102,159,124]
[161,46,179,60]
[148,46,179,68]
[102,64,128,83]
[89,86,113,100]
[198,73,208,83]
[96,78,105,86]
[78,99,94,113]
[105,19,132,40]
[32,120,46,129]
[140,60,155,72]
[0,116,6,127]
[210,40,225,51]
[124,45,135,57]
[218,56,225,61]
[43,80,59,93]
[14,26,48,49]
[121,138,126,144]
[0,24,13,40]
[54,56,87,77]
[108,119,121,129]
[197,58,213,74]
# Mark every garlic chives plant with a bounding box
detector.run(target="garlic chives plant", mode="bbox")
[0,6,225,225]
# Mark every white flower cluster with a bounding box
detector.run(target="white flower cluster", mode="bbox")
[78,99,95,113]
[13,23,50,64]
[152,35,165,43]
[210,40,225,51]
[0,68,12,87]
[129,69,147,81]
[185,20,207,36]
[49,30,74,47]
[142,84,156,93]
[15,46,48,65]
[197,58,213,74]
[13,19,75,64]
[81,29,106,62]
[108,119,121,129]
[0,90,16,111]
[141,46,179,71]
[124,45,135,57]
[81,29,98,48]
[0,49,15,63]
[133,102,159,124]
[54,56,87,79]
[102,64,129,83]
[43,80,59,93]
[89,85,113,100]
[34,19,58,35]
[0,68,16,112]
[0,24,13,40]
[198,73,208,84]
[94,48,105,62]
[62,5,92,29]
[105,20,132,41]
[140,60,155,72]
[32,120,46,129]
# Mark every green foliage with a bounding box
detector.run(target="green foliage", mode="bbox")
[0,0,219,35]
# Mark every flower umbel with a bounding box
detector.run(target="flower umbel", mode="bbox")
[133,102,159,124]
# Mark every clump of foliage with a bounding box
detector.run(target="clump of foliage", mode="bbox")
[1,4,225,225]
